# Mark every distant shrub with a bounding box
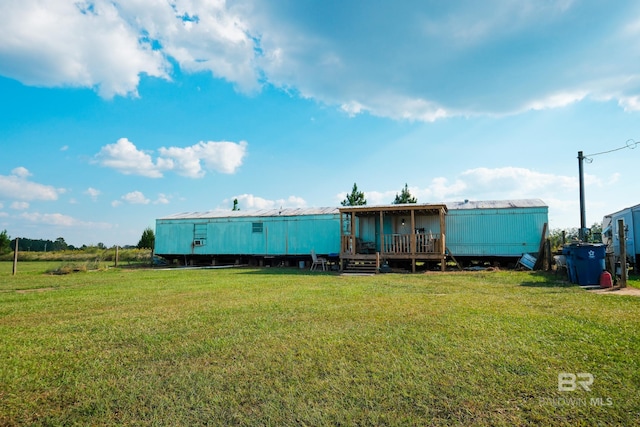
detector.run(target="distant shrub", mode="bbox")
[0,248,153,264]
[47,263,88,275]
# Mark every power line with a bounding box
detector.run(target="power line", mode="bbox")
[577,138,638,239]
[584,139,638,162]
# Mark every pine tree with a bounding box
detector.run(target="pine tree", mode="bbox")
[341,183,367,206]
[137,227,155,250]
[0,230,10,254]
[392,183,417,204]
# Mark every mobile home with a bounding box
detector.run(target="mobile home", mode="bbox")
[155,208,340,266]
[155,199,548,271]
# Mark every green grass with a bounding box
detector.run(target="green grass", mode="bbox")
[1,263,639,426]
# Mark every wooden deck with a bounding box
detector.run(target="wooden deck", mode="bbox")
[339,203,448,273]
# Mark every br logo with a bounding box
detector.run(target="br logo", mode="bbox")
[558,373,594,392]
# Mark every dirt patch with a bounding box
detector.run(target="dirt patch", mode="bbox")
[15,287,56,294]
[589,286,640,297]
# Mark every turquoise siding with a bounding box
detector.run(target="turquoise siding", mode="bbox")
[445,206,548,257]
[155,213,341,256]
[155,201,548,259]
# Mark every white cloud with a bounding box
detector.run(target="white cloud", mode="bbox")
[341,96,449,122]
[0,168,64,201]
[133,0,260,93]
[0,0,259,97]
[11,167,31,178]
[607,173,621,185]
[362,190,401,206]
[19,211,112,228]
[96,138,247,177]
[0,0,168,98]
[338,178,467,206]
[459,167,578,196]
[224,194,307,210]
[121,191,150,205]
[110,191,173,206]
[19,212,76,227]
[338,167,581,209]
[154,193,170,204]
[252,1,640,119]
[523,90,589,112]
[158,141,248,177]
[2,1,640,120]
[618,95,640,112]
[10,202,29,210]
[85,187,101,201]
[95,138,165,178]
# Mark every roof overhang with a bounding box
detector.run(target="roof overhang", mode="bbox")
[338,203,448,216]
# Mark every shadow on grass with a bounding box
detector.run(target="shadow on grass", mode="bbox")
[237,266,338,276]
[519,271,577,288]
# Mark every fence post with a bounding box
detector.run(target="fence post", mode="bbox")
[618,219,627,288]
[12,238,18,276]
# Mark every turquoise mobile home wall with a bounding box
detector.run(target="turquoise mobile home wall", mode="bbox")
[349,200,547,258]
[155,200,548,262]
[155,208,341,258]
[444,200,548,257]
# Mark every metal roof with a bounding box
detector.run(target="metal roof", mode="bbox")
[339,203,448,215]
[604,202,640,217]
[445,199,547,210]
[158,199,547,220]
[158,207,340,220]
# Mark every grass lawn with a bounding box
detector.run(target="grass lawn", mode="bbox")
[1,263,639,426]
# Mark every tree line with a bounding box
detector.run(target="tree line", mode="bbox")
[0,228,156,255]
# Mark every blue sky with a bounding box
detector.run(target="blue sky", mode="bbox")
[1,0,639,247]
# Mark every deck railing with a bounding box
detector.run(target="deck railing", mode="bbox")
[341,233,444,256]
[382,234,411,254]
[341,235,354,254]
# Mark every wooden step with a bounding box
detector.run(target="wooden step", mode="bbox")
[342,260,378,274]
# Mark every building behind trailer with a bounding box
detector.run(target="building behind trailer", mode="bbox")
[602,203,640,268]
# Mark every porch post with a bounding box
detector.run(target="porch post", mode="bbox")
[411,209,416,273]
[440,207,446,272]
[339,212,343,251]
[351,211,355,253]
[379,210,384,255]
[410,209,416,254]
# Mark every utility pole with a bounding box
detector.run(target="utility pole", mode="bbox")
[578,151,587,241]
[577,140,638,242]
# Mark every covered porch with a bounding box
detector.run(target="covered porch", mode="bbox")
[339,203,448,273]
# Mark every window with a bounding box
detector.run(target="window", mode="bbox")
[252,222,263,233]
[194,223,207,246]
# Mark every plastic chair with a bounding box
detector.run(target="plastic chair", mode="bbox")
[310,250,327,271]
